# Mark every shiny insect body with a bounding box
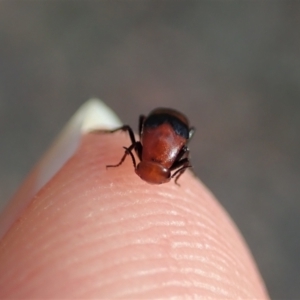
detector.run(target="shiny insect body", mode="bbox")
[102,108,194,185]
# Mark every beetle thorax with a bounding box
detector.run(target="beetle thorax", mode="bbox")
[141,123,186,168]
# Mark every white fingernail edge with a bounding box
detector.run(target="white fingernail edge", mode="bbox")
[35,98,122,194]
[0,99,121,238]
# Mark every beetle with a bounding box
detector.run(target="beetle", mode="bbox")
[97,108,195,185]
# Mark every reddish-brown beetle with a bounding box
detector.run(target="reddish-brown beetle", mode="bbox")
[99,108,195,185]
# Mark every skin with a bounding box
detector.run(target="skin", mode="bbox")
[0,133,269,299]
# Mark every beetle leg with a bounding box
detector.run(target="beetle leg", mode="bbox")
[170,146,191,186]
[174,146,189,162]
[170,158,192,186]
[93,126,144,170]
[138,115,146,139]
[106,143,137,169]
[127,142,144,168]
[91,125,136,145]
[134,141,143,161]
[123,146,137,169]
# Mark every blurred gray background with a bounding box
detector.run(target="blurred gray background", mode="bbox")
[0,2,299,299]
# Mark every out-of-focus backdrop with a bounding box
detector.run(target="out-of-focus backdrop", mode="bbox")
[0,2,299,299]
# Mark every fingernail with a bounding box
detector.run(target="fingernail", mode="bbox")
[0,99,121,238]
[36,98,122,192]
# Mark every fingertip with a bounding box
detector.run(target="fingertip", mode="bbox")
[0,132,269,299]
